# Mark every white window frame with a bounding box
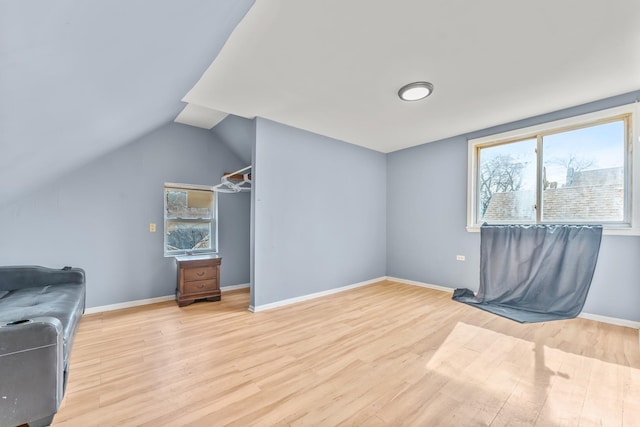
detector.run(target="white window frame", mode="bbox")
[467,103,640,236]
[164,182,219,256]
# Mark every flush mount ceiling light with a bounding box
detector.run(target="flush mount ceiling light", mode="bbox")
[398,81,434,101]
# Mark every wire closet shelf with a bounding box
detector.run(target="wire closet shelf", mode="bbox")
[213,165,252,193]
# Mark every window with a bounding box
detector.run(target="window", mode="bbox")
[164,183,217,256]
[468,104,639,234]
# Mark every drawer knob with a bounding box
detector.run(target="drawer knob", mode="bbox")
[197,284,204,288]
[196,271,205,276]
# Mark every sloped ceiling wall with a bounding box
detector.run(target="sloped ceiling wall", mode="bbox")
[211,115,254,166]
[0,0,255,205]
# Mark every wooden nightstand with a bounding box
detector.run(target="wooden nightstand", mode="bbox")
[175,254,222,307]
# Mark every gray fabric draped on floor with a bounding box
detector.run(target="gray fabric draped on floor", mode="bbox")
[453,224,603,323]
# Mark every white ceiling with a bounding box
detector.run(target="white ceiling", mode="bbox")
[182,0,640,153]
[175,104,228,130]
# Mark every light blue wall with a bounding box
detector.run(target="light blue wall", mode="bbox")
[211,115,254,165]
[0,123,250,308]
[252,118,386,307]
[249,121,257,308]
[212,114,257,307]
[387,134,479,288]
[387,91,640,322]
[3,91,636,320]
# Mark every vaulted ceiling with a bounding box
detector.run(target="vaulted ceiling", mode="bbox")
[0,0,254,203]
[2,0,639,204]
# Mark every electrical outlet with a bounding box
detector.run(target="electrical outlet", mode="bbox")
[149,223,156,233]
[456,255,465,261]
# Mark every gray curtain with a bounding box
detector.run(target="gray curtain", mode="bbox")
[453,224,602,323]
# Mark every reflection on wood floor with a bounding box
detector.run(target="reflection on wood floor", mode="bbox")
[54,280,640,426]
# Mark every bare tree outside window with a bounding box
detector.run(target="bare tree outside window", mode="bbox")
[479,154,526,216]
[164,185,216,256]
[474,117,627,225]
[477,138,537,222]
[546,154,596,187]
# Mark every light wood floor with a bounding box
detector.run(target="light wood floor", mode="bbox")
[53,280,640,426]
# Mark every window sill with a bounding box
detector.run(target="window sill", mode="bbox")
[173,253,221,262]
[164,251,218,258]
[466,225,640,236]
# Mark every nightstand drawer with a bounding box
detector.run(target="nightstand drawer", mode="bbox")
[184,279,217,295]
[184,266,215,282]
[175,255,222,307]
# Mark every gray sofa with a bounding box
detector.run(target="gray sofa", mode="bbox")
[0,266,86,427]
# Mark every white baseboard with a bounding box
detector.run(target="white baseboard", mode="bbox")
[221,283,250,291]
[84,283,251,314]
[385,276,640,330]
[577,312,640,329]
[385,276,455,293]
[84,295,175,314]
[249,276,386,313]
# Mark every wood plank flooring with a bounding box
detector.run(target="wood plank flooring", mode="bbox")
[53,280,640,426]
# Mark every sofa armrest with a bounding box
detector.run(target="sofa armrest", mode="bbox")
[0,317,64,427]
[0,266,85,292]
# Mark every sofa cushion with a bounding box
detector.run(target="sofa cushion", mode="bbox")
[0,283,85,369]
[0,266,85,292]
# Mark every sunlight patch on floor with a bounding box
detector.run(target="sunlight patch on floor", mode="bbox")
[424,322,640,426]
